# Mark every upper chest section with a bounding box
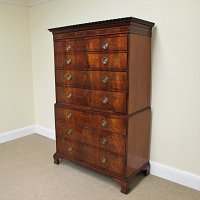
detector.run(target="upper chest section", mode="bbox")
[49,17,154,41]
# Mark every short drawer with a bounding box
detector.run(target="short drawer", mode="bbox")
[87,53,127,70]
[55,105,127,135]
[55,70,127,91]
[57,137,125,176]
[56,137,80,159]
[56,87,126,113]
[55,54,88,69]
[54,39,86,53]
[86,35,127,51]
[56,121,126,155]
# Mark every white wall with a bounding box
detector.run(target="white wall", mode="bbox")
[0,3,34,132]
[30,0,200,176]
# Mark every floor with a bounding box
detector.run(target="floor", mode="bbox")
[0,134,199,200]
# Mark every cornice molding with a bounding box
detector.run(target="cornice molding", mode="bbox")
[0,0,54,7]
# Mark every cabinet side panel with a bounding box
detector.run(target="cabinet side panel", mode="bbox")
[126,109,151,178]
[128,34,151,114]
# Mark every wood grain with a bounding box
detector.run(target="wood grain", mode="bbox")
[56,121,126,155]
[126,108,151,178]
[49,17,154,38]
[54,39,86,53]
[55,70,128,91]
[55,104,127,135]
[56,137,125,176]
[51,17,154,194]
[55,54,88,69]
[86,35,127,51]
[87,53,127,70]
[56,86,127,113]
[128,34,151,113]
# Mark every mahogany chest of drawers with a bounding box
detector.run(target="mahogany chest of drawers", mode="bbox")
[49,17,154,194]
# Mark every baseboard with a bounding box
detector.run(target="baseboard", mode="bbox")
[0,125,35,144]
[0,125,199,191]
[35,125,55,140]
[150,161,200,191]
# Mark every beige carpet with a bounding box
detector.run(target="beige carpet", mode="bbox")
[0,134,199,200]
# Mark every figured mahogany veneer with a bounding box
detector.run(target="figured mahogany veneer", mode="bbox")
[87,53,127,70]
[55,121,126,155]
[56,86,126,113]
[55,104,127,135]
[49,17,154,194]
[86,35,127,52]
[56,137,125,175]
[55,70,127,91]
[54,35,127,53]
[55,53,127,70]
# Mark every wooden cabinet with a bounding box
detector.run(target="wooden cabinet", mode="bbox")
[49,17,154,194]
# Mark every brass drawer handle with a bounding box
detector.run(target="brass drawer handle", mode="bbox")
[101,120,108,127]
[101,138,107,145]
[101,157,107,164]
[66,74,72,81]
[102,57,109,65]
[66,129,72,135]
[66,45,71,52]
[102,41,109,50]
[67,113,72,119]
[67,145,73,152]
[66,58,72,65]
[102,75,109,84]
[102,96,109,104]
[67,93,73,99]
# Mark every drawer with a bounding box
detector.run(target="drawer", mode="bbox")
[88,53,127,70]
[86,35,127,51]
[81,143,125,176]
[54,39,86,53]
[56,87,126,113]
[57,137,124,176]
[55,105,127,135]
[55,54,88,69]
[55,70,127,91]
[56,121,126,155]
[56,137,80,159]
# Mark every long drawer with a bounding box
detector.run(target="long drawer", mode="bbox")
[55,105,127,135]
[56,86,126,113]
[55,53,127,70]
[56,137,125,176]
[56,121,126,155]
[55,70,127,91]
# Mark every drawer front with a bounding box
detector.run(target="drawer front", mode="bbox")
[54,39,86,53]
[56,86,90,106]
[55,54,87,69]
[57,137,124,176]
[81,143,124,176]
[88,53,127,70]
[86,35,127,51]
[55,70,127,91]
[55,105,127,135]
[56,137,80,159]
[56,121,126,155]
[91,90,126,113]
[56,87,126,113]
